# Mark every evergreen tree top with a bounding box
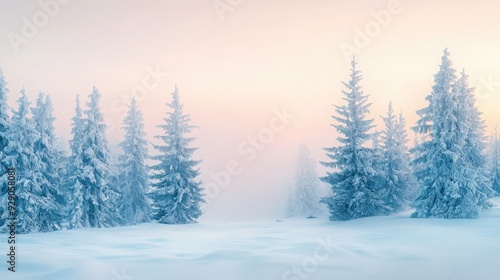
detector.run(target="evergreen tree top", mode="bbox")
[86,86,105,124]
[432,48,457,93]
[74,94,82,117]
[13,88,31,122]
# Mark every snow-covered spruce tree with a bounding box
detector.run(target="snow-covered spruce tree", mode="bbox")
[288,143,323,218]
[371,129,384,179]
[411,49,489,219]
[409,131,424,197]
[117,98,151,224]
[150,85,204,224]
[0,69,10,230]
[380,102,415,213]
[397,110,418,201]
[488,126,500,195]
[320,58,388,221]
[1,89,59,233]
[453,70,494,206]
[68,95,86,228]
[31,92,66,231]
[72,87,120,228]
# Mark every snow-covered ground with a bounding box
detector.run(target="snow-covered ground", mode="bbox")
[1,198,500,280]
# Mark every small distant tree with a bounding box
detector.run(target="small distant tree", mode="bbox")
[288,143,323,218]
[380,102,415,213]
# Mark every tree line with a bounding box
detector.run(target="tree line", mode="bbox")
[0,79,204,234]
[288,49,500,220]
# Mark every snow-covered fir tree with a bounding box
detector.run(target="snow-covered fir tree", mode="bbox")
[411,49,491,219]
[488,126,500,195]
[0,69,10,230]
[380,102,415,213]
[320,58,388,221]
[453,70,494,206]
[150,85,204,224]
[70,87,120,228]
[117,98,151,224]
[397,111,418,201]
[31,92,65,231]
[410,131,425,200]
[68,95,86,228]
[69,95,85,160]
[288,143,323,218]
[1,89,59,233]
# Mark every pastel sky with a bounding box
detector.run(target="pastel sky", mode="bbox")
[1,0,500,221]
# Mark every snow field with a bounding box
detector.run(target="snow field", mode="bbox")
[1,197,499,280]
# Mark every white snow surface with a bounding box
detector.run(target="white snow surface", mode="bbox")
[2,198,500,280]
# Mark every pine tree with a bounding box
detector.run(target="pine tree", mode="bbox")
[397,111,418,201]
[118,98,151,224]
[288,143,323,218]
[72,87,120,228]
[31,92,64,231]
[69,95,85,161]
[411,49,489,219]
[410,131,424,199]
[68,95,87,228]
[0,69,10,230]
[150,85,204,224]
[453,70,494,206]
[1,89,58,233]
[320,58,388,221]
[488,126,500,195]
[380,102,414,213]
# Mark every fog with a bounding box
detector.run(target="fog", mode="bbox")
[1,0,500,221]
